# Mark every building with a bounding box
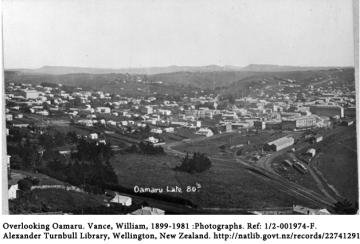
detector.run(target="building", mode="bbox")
[158,109,172,116]
[196,128,214,137]
[143,106,153,114]
[265,121,282,130]
[36,110,49,116]
[8,184,19,200]
[20,90,40,99]
[77,119,93,127]
[254,121,266,130]
[130,206,165,215]
[150,128,163,134]
[311,135,323,143]
[293,205,330,215]
[225,123,232,132]
[264,136,294,151]
[163,127,174,133]
[341,120,354,126]
[5,114,13,121]
[95,107,111,114]
[89,133,98,140]
[110,193,132,206]
[281,116,317,130]
[186,109,214,119]
[222,112,238,120]
[146,136,159,144]
[306,148,316,157]
[310,105,344,118]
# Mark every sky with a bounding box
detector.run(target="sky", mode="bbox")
[2,0,355,69]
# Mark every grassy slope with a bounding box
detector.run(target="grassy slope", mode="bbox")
[111,153,318,209]
[9,169,68,186]
[5,68,354,97]
[9,188,105,214]
[315,126,358,203]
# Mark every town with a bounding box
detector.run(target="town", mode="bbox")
[4,66,358,214]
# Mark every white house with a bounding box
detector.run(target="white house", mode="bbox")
[107,120,116,126]
[95,107,111,114]
[5,114,13,121]
[150,128,163,134]
[15,114,24,119]
[196,128,214,137]
[158,109,172,116]
[130,206,165,215]
[120,121,128,126]
[306,148,316,157]
[89,133,98,140]
[110,193,132,206]
[36,110,49,116]
[146,136,159,144]
[8,184,19,200]
[164,127,174,133]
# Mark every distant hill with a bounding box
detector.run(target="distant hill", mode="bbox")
[8,64,350,75]
[5,67,354,99]
[9,65,244,75]
[241,64,349,72]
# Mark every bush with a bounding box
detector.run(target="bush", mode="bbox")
[138,142,164,155]
[175,152,212,173]
[18,178,33,191]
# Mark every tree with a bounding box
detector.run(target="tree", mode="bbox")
[54,132,66,146]
[18,178,33,191]
[333,199,358,214]
[138,141,164,155]
[66,131,78,143]
[175,152,212,173]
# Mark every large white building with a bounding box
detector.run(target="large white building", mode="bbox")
[264,136,294,151]
[20,89,40,99]
[310,105,344,118]
[281,116,317,130]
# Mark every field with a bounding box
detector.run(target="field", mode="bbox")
[110,153,318,210]
[313,125,358,204]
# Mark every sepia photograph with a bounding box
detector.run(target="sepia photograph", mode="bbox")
[1,0,358,215]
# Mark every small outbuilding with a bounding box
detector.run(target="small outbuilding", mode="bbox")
[306,148,316,157]
[110,193,132,206]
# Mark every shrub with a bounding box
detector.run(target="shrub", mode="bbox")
[175,152,212,173]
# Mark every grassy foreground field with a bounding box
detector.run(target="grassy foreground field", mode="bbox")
[110,153,318,209]
[314,125,358,204]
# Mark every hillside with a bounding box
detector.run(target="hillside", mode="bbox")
[241,64,349,72]
[9,65,244,75]
[5,67,354,97]
[8,64,349,75]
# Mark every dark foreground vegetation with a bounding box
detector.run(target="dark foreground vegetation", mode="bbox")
[175,152,212,173]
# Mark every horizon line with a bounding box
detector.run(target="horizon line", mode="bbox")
[4,63,355,70]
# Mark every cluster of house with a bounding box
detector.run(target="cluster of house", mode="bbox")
[5,76,355,146]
